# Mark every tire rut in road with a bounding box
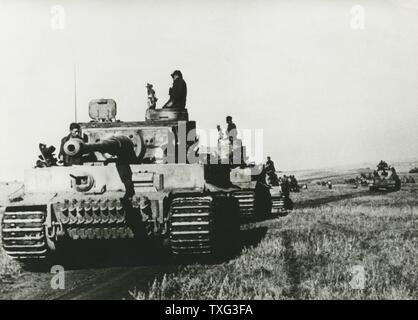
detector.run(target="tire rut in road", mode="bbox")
[52,265,176,300]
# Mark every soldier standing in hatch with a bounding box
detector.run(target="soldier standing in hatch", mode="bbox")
[265,156,276,174]
[146,83,158,109]
[163,70,187,109]
[265,156,280,186]
[216,125,225,141]
[225,116,238,165]
[225,116,237,142]
[378,160,389,170]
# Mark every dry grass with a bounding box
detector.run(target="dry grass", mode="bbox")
[132,184,418,300]
[0,247,21,278]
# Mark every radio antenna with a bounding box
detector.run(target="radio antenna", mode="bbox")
[73,64,78,122]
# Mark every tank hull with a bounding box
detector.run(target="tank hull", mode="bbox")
[369,167,401,192]
[369,178,400,191]
[1,163,245,261]
[230,166,292,219]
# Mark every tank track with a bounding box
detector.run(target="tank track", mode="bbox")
[1,208,47,259]
[232,190,256,217]
[269,186,290,215]
[271,195,286,214]
[53,198,135,240]
[169,196,213,255]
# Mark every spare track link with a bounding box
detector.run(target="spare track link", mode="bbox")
[169,196,213,255]
[54,198,134,240]
[1,209,47,259]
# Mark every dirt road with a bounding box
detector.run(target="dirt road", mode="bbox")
[0,240,177,300]
[1,265,175,300]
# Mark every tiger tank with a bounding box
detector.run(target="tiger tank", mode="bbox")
[369,161,401,192]
[1,98,288,264]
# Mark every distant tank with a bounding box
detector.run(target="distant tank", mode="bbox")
[369,161,401,192]
[1,97,291,264]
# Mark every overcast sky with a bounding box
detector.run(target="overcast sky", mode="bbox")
[0,0,417,181]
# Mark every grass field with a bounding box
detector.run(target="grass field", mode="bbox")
[1,178,417,299]
[131,183,418,300]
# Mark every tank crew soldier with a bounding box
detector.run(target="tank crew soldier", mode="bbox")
[265,156,279,185]
[163,70,187,109]
[217,125,224,141]
[58,123,95,166]
[280,176,291,198]
[378,160,389,171]
[265,156,276,174]
[290,175,300,192]
[225,116,237,142]
[116,163,135,203]
[59,123,84,166]
[146,83,158,109]
[225,116,239,165]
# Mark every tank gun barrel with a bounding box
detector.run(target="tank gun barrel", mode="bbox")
[63,135,136,161]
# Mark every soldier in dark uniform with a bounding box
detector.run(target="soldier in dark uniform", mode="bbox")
[58,123,87,166]
[290,175,300,192]
[390,167,401,190]
[265,156,276,174]
[146,83,158,109]
[378,160,389,171]
[264,157,279,186]
[58,123,97,166]
[163,70,187,109]
[280,175,291,198]
[225,116,237,142]
[224,116,238,165]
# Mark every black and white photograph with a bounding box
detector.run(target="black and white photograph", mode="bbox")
[0,0,418,306]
